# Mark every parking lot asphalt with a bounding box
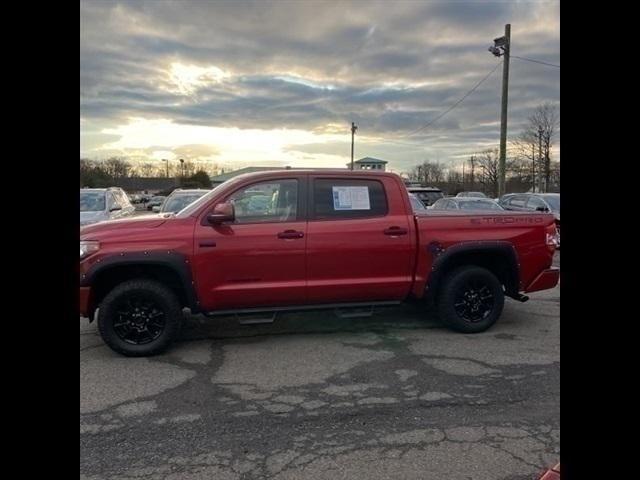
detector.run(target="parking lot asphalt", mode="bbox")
[80,252,560,480]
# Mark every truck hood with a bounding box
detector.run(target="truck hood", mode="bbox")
[80,214,167,237]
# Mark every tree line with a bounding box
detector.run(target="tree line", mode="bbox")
[407,103,560,197]
[80,158,220,189]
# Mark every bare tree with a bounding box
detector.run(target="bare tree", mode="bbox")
[102,157,132,179]
[475,149,500,197]
[518,103,559,192]
[408,160,445,186]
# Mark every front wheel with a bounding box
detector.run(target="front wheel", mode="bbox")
[97,279,183,356]
[436,266,504,333]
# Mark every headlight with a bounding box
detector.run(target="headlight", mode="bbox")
[80,240,100,259]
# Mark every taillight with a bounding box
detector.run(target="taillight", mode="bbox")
[545,223,559,250]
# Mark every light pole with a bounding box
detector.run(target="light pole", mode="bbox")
[162,159,169,178]
[179,158,185,178]
[488,24,511,197]
[538,127,543,192]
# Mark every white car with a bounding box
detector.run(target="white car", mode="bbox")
[80,188,136,227]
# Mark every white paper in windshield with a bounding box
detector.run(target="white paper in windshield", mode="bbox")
[332,186,371,210]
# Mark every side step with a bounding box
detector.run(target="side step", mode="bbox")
[235,312,277,325]
[334,306,375,319]
[204,300,400,319]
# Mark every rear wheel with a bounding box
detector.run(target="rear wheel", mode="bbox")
[97,279,182,356]
[436,266,504,333]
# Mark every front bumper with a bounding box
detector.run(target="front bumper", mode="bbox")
[524,267,560,293]
[80,287,92,317]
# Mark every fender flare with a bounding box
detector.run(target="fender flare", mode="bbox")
[80,251,200,313]
[425,241,520,298]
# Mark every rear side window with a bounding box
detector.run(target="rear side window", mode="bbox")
[526,196,547,210]
[312,178,388,220]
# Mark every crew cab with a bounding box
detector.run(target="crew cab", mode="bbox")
[80,170,560,356]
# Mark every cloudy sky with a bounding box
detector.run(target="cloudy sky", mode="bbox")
[80,0,559,174]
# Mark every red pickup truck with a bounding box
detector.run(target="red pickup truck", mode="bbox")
[80,170,559,356]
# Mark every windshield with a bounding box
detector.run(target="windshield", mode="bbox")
[162,193,207,212]
[413,191,443,205]
[459,199,502,210]
[543,195,560,211]
[80,191,106,212]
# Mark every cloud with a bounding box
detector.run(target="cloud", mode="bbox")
[80,0,560,169]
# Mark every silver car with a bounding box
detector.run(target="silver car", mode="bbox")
[80,188,136,226]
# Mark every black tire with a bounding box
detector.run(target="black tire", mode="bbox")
[97,279,182,357]
[436,266,504,333]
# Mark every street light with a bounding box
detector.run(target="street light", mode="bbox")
[161,159,169,178]
[179,158,185,178]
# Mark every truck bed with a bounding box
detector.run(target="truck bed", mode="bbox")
[411,210,556,297]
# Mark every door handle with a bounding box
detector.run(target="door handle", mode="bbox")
[384,226,408,236]
[277,230,304,239]
[199,240,217,247]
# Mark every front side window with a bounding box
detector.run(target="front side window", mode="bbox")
[312,178,388,220]
[228,179,298,223]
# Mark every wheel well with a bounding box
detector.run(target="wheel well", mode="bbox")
[91,264,189,313]
[428,250,518,299]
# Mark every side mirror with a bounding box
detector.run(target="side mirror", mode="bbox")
[109,205,122,212]
[207,202,235,224]
[152,206,161,213]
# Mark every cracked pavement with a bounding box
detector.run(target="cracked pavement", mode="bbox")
[80,253,560,480]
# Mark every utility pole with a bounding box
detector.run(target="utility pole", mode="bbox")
[544,141,550,193]
[531,143,536,193]
[470,155,476,189]
[462,161,465,190]
[489,24,511,197]
[538,127,543,192]
[350,122,358,170]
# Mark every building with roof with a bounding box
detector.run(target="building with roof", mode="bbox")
[347,157,388,171]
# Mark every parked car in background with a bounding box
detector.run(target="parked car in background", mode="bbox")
[431,197,504,211]
[456,191,487,198]
[501,193,560,246]
[406,187,444,207]
[408,192,428,212]
[80,188,135,227]
[146,195,166,211]
[155,189,210,213]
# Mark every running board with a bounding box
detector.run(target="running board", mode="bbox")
[334,306,375,319]
[235,312,277,325]
[204,300,401,318]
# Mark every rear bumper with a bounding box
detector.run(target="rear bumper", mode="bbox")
[524,267,560,293]
[80,287,92,317]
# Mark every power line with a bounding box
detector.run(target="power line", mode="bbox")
[511,55,560,68]
[399,60,503,138]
